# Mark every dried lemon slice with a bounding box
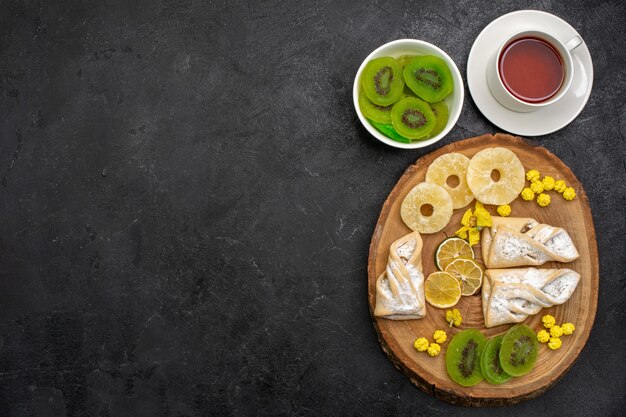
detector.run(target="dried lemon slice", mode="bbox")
[445,258,483,296]
[401,182,453,234]
[425,271,462,308]
[435,237,474,270]
[425,153,474,209]
[466,147,525,205]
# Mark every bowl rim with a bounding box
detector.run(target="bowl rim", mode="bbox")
[353,39,465,149]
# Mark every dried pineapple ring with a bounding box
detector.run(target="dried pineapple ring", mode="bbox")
[401,182,453,234]
[425,153,474,209]
[466,147,525,205]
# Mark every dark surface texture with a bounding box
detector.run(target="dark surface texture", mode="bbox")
[0,1,624,416]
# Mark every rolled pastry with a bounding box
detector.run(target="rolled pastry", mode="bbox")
[481,217,579,269]
[374,232,426,320]
[482,268,580,328]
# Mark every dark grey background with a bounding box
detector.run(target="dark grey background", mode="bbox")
[1,0,625,416]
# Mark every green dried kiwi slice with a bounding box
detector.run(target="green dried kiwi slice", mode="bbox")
[403,85,417,97]
[390,97,436,140]
[359,88,392,124]
[368,120,410,144]
[361,57,404,106]
[446,329,487,387]
[404,55,453,102]
[427,101,449,138]
[499,325,538,377]
[480,335,512,385]
[397,55,416,68]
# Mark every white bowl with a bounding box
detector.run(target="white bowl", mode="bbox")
[353,39,464,149]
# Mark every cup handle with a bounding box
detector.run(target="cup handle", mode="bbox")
[565,35,583,52]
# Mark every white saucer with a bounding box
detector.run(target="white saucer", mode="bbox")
[467,10,593,136]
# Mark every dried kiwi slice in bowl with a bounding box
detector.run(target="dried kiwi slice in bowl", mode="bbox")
[404,55,453,102]
[368,120,409,144]
[361,57,404,106]
[403,85,418,98]
[427,101,449,138]
[397,55,416,68]
[390,97,436,140]
[358,89,393,124]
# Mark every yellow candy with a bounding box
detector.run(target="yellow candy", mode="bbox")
[537,329,550,343]
[497,204,511,217]
[542,176,555,191]
[542,314,556,329]
[446,309,462,327]
[554,180,567,193]
[530,180,544,194]
[414,337,429,352]
[521,188,535,201]
[537,193,551,207]
[562,323,575,335]
[563,187,576,201]
[427,343,441,357]
[548,337,562,350]
[526,169,541,182]
[550,325,563,338]
[433,330,447,344]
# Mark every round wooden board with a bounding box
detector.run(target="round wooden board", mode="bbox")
[367,133,598,406]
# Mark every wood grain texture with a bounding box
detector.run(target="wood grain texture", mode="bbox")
[367,133,599,406]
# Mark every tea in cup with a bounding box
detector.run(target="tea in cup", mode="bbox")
[487,30,582,112]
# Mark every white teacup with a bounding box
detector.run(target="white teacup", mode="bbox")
[487,30,582,112]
